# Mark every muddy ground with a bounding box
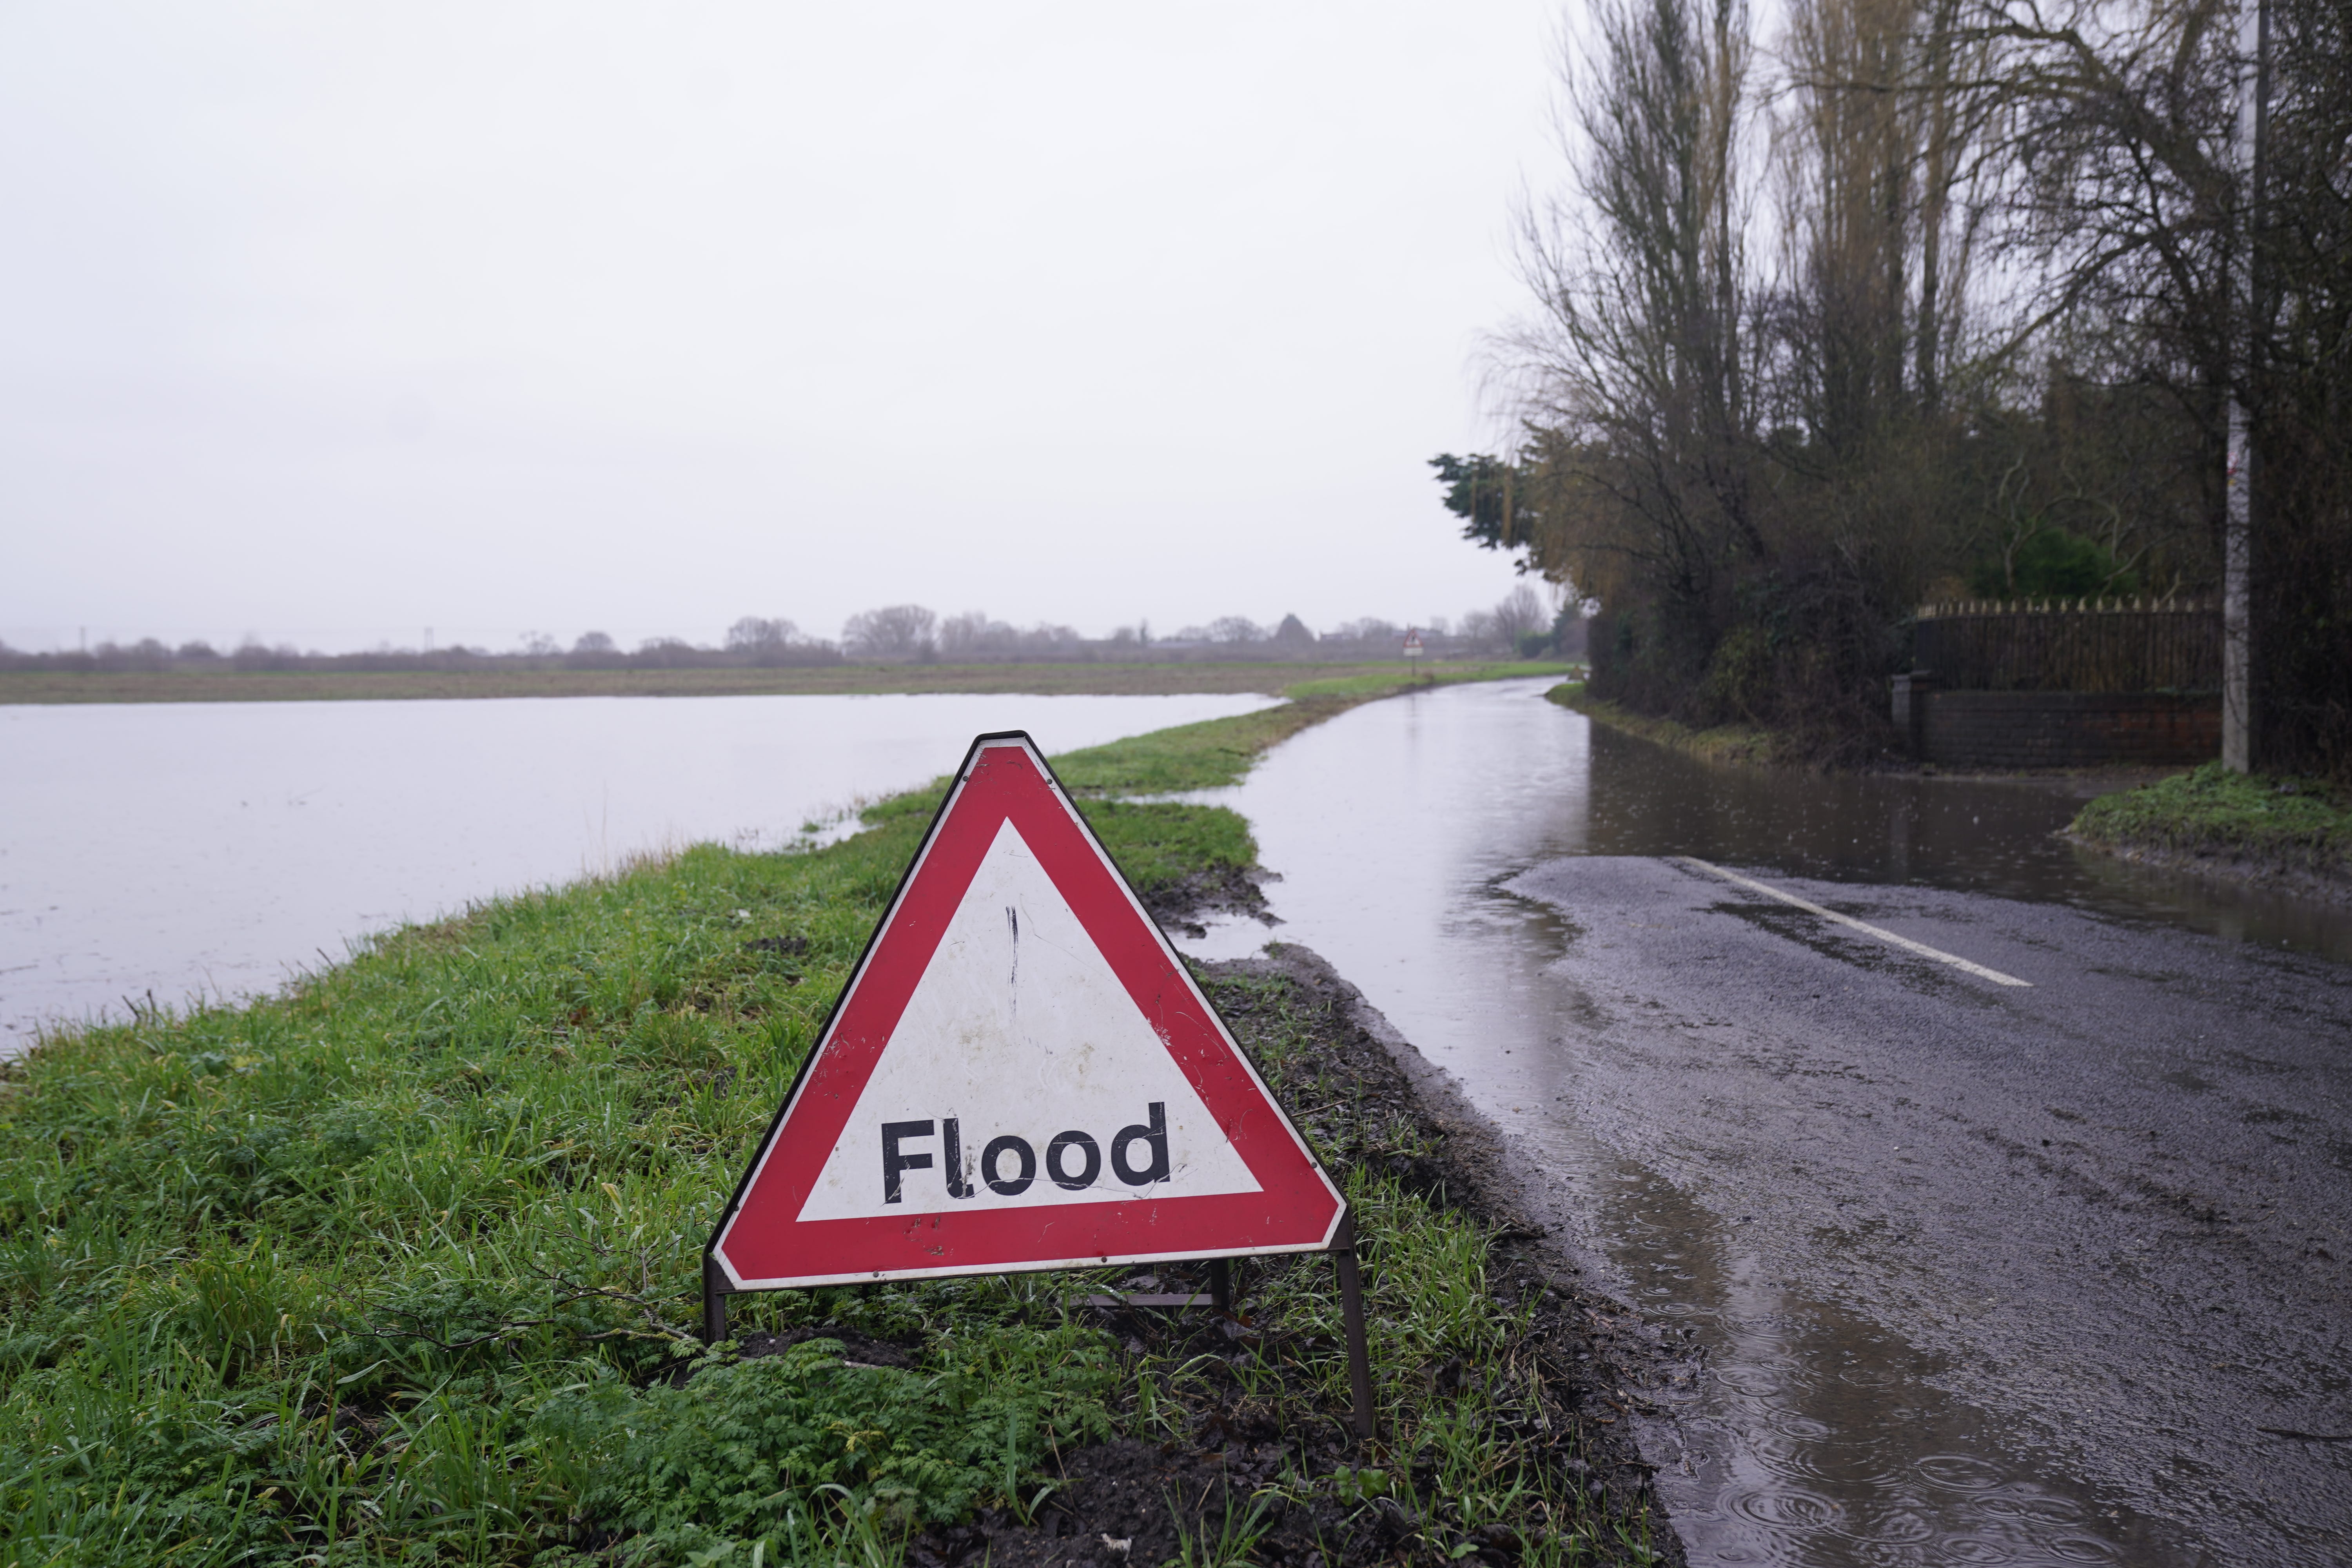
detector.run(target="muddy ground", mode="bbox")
[1135,865,1276,939]
[737,945,1692,1566]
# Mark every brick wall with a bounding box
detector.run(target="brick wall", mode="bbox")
[1917,691,2220,769]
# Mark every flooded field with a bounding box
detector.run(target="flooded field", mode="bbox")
[0,689,1276,1046]
[1178,679,2351,1567]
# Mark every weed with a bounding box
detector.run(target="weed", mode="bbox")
[1167,1487,1275,1568]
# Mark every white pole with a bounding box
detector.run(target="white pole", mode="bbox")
[2221,0,2265,773]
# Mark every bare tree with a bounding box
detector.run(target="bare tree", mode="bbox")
[1492,584,1552,643]
[842,605,938,660]
[1495,0,1759,635]
[725,616,800,651]
[938,612,1004,656]
[1328,617,1404,643]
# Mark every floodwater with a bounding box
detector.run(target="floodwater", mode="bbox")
[1175,678,2352,1567]
[0,690,1276,1046]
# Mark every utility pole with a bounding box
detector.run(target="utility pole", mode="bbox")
[2222,0,2270,773]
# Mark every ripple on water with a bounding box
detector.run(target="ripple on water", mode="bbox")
[1842,1503,1937,1546]
[1851,1540,1947,1568]
[1764,1409,1837,1441]
[1750,1430,1906,1492]
[1836,1360,1910,1389]
[1721,1482,1848,1532]
[1714,1360,1810,1399]
[1915,1454,2010,1493]
[1978,1488,2091,1528]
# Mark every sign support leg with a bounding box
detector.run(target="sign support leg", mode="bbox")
[1333,1217,1376,1443]
[702,1254,729,1346]
[1209,1258,1232,1313]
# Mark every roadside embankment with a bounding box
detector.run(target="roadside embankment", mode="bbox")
[1544,682,1784,766]
[0,670,1660,1567]
[2067,761,2352,904]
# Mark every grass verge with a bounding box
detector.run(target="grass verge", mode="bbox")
[1051,663,1572,795]
[1543,684,1781,767]
[0,670,1661,1566]
[2068,762,2352,893]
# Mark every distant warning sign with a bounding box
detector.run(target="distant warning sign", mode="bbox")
[710,732,1345,1289]
[1403,630,1423,657]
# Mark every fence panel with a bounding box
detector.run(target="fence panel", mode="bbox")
[1911,599,2220,693]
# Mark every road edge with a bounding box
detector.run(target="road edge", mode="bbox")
[1243,940,1702,1566]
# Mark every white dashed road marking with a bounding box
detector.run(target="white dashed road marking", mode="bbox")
[1676,856,2033,988]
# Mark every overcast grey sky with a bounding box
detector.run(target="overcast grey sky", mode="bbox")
[1,3,1561,653]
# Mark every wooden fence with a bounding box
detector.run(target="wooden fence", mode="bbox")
[1911,598,2220,693]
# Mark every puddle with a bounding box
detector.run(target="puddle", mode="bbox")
[1165,679,2320,1566]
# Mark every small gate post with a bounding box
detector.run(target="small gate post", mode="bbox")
[1892,670,1936,760]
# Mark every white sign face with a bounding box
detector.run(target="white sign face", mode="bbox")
[795,819,1262,1221]
[711,732,1345,1289]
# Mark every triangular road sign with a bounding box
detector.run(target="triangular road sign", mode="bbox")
[711,731,1346,1289]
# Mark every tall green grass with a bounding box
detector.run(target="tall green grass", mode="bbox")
[0,791,1152,1564]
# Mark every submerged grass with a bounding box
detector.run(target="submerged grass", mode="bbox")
[1543,682,1781,767]
[0,667,1644,1566]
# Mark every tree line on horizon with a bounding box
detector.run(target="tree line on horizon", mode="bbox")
[1448,0,2348,773]
[0,588,1574,674]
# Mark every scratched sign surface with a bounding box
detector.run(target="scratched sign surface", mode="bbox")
[711,733,1344,1289]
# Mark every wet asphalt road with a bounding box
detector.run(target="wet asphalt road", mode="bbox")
[1174,679,2352,1563]
[1504,855,2352,1564]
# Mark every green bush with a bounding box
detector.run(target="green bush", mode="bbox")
[1969,526,2140,600]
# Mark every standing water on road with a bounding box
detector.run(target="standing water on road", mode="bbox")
[1178,678,2352,1568]
[0,690,1277,1047]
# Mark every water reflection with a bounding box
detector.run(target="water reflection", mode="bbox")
[1173,679,2277,1566]
[1574,721,2352,964]
[0,690,1277,1045]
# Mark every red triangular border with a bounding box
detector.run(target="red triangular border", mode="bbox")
[710,732,1345,1289]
